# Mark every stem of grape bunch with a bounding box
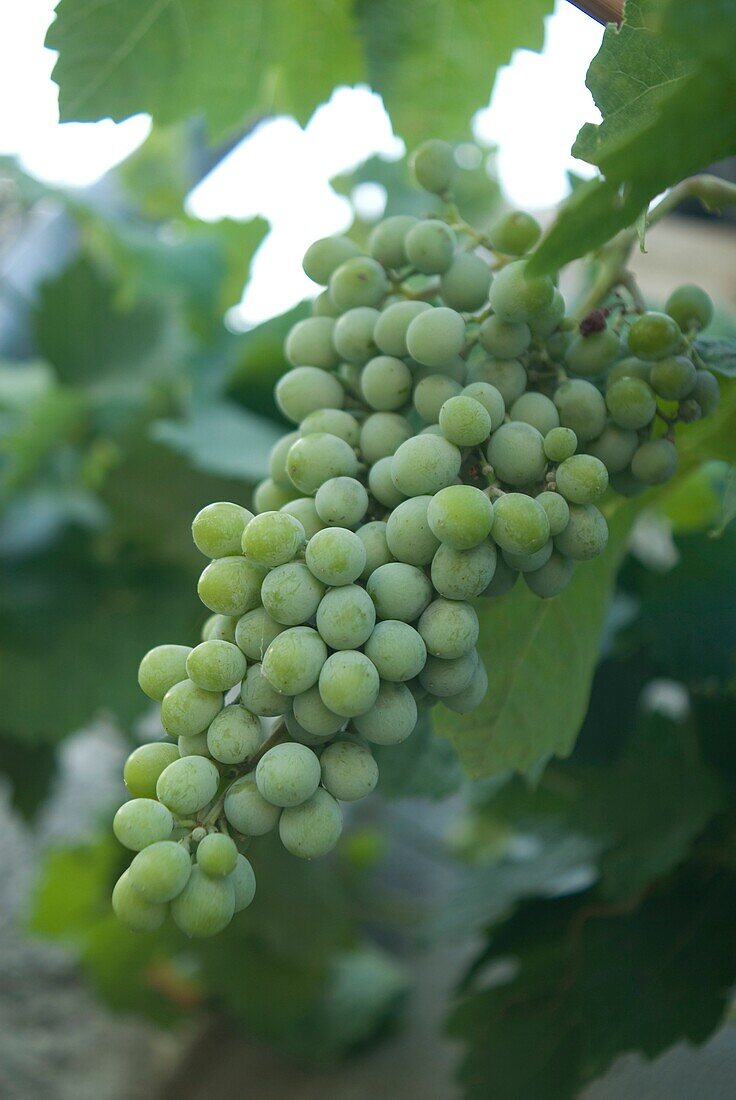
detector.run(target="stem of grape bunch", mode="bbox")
[110,138,725,942]
[567,0,624,25]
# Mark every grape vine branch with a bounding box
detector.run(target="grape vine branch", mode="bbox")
[568,0,624,24]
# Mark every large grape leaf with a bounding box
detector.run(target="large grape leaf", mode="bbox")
[152,399,282,481]
[373,709,464,800]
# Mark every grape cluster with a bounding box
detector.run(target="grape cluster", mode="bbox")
[112,139,720,937]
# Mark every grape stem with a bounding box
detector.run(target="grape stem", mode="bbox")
[567,0,623,24]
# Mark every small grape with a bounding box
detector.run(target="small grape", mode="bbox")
[631,438,678,484]
[156,755,220,816]
[487,421,547,487]
[256,743,321,808]
[207,705,262,765]
[197,833,238,878]
[293,684,347,737]
[224,774,281,835]
[427,484,494,550]
[462,382,506,430]
[466,357,527,406]
[374,300,432,357]
[279,788,343,859]
[316,584,376,650]
[285,316,339,371]
[320,740,379,801]
[555,454,609,504]
[390,434,462,497]
[113,798,173,852]
[301,408,360,447]
[124,742,181,800]
[418,598,479,658]
[312,290,340,318]
[606,377,657,431]
[554,380,607,443]
[443,660,489,713]
[333,306,380,364]
[665,284,713,332]
[319,651,380,717]
[171,865,235,938]
[431,541,497,600]
[303,235,361,285]
[138,645,191,702]
[367,562,433,622]
[440,252,492,311]
[235,608,284,662]
[386,496,441,565]
[178,731,211,758]
[360,412,413,464]
[585,424,638,474]
[353,681,418,744]
[201,615,238,644]
[286,432,358,495]
[192,503,253,559]
[253,478,298,513]
[186,640,247,693]
[368,214,418,268]
[606,357,652,387]
[241,511,305,568]
[313,477,368,528]
[692,370,720,416]
[414,374,463,423]
[414,356,467,384]
[479,554,518,598]
[337,361,364,397]
[261,627,327,696]
[528,290,566,339]
[535,490,570,537]
[510,392,560,436]
[364,620,427,682]
[523,551,575,598]
[491,493,550,555]
[329,256,389,311]
[650,355,697,401]
[479,315,531,358]
[502,540,553,573]
[361,355,413,411]
[128,840,192,904]
[628,311,681,360]
[488,260,554,323]
[241,662,292,716]
[231,853,257,911]
[420,651,478,698]
[565,328,620,376]
[161,679,223,739]
[269,431,300,488]
[356,521,394,579]
[439,395,492,446]
[198,556,266,617]
[411,139,456,194]
[405,220,456,275]
[261,562,324,626]
[554,504,608,560]
[280,497,326,539]
[487,211,541,256]
[112,870,166,932]
[369,456,407,508]
[305,527,366,586]
[275,366,344,423]
[406,306,465,368]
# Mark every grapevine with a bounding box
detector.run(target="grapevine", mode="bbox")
[111,139,720,938]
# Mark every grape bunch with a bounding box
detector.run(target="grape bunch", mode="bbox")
[112,139,720,937]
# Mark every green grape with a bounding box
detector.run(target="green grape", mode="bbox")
[461,382,506,430]
[368,214,418,268]
[440,252,492,311]
[112,869,166,932]
[364,620,427,682]
[138,644,191,702]
[420,651,477,698]
[312,289,341,318]
[413,374,463,423]
[407,679,430,703]
[300,408,360,446]
[320,740,379,801]
[361,355,413,411]
[368,456,407,508]
[356,521,394,579]
[405,219,456,274]
[585,424,638,474]
[443,659,489,713]
[606,356,651,387]
[303,235,362,285]
[129,840,192,904]
[253,478,298,512]
[491,493,550,555]
[280,497,326,539]
[156,755,220,815]
[275,366,344,423]
[692,370,720,416]
[466,357,527,406]
[353,681,418,744]
[406,306,465,367]
[207,704,262,765]
[314,477,369,527]
[316,584,376,649]
[488,260,554,323]
[414,356,467,384]
[124,742,181,799]
[545,328,572,362]
[201,615,238,643]
[241,510,305,568]
[319,651,380,717]
[631,438,678,484]
[523,551,575,598]
[305,527,366,586]
[178,731,211,758]
[337,361,364,397]
[192,502,253,559]
[235,607,284,662]
[241,662,292,716]
[255,743,321,808]
[293,684,347,737]
[186,640,247,693]
[650,355,697,400]
[113,798,173,852]
[411,139,456,194]
[198,556,266,617]
[360,412,413,464]
[269,431,300,488]
[479,315,531,358]
[285,316,339,370]
[329,256,388,311]
[487,421,547,487]
[418,598,478,658]
[367,561,433,621]
[333,306,380,364]
[374,300,432,357]
[487,211,541,255]
[279,788,343,859]
[665,284,713,332]
[197,832,238,878]
[161,679,223,738]
[606,377,657,430]
[432,540,497,599]
[224,774,281,835]
[555,454,609,504]
[390,434,462,497]
[286,432,358,495]
[510,392,560,436]
[528,290,566,339]
[231,853,257,911]
[535,491,570,537]
[502,540,553,573]
[439,395,492,446]
[628,311,681,360]
[554,380,607,443]
[261,627,327,695]
[261,562,325,625]
[554,504,608,560]
[386,496,440,565]
[479,554,518,598]
[565,328,620,376]
[427,484,494,550]
[171,865,235,938]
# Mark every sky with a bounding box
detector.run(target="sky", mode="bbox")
[0,0,603,325]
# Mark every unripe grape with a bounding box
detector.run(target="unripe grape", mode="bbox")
[279,789,343,859]
[353,681,418,744]
[479,554,518,598]
[360,412,413,464]
[443,659,489,713]
[329,256,389,311]
[240,662,292,716]
[241,511,305,568]
[502,540,553,573]
[627,311,681,360]
[207,705,262,765]
[523,551,575,598]
[414,374,463,422]
[261,627,327,695]
[192,503,253,559]
[406,306,465,368]
[361,355,413,411]
[488,260,554,323]
[320,740,379,801]
[178,731,211,758]
[487,421,547,487]
[510,392,560,436]
[390,434,462,497]
[462,382,506,430]
[224,774,281,835]
[253,478,298,512]
[368,214,418,268]
[487,211,541,256]
[411,139,456,194]
[565,328,620,376]
[606,377,657,431]
[301,408,360,447]
[585,424,638,474]
[466,357,527,406]
[314,476,369,527]
[235,608,284,662]
[306,527,366,586]
[440,252,492,311]
[186,640,247,693]
[650,355,697,401]
[269,431,300,488]
[431,541,497,599]
[665,284,713,332]
[528,290,566,339]
[201,615,238,644]
[418,598,479,658]
[554,504,608,560]
[303,235,361,285]
[156,755,220,815]
[367,562,433,622]
[439,395,492,446]
[479,315,531,358]
[554,380,607,443]
[275,366,344,423]
[112,870,166,932]
[491,493,550,555]
[312,289,340,318]
[369,456,407,508]
[124,742,181,800]
[364,620,427,682]
[171,865,235,938]
[138,645,191,702]
[319,651,380,717]
[405,220,456,275]
[261,562,324,625]
[386,496,440,565]
[333,306,380,364]
[293,684,347,737]
[420,651,478,698]
[197,832,238,878]
[427,484,494,550]
[113,798,174,852]
[286,432,358,494]
[606,356,651,388]
[555,454,609,504]
[316,584,376,650]
[692,370,720,416]
[280,497,326,540]
[374,300,432,357]
[285,316,339,370]
[535,490,570,537]
[356,521,394,579]
[129,840,192,904]
[256,743,321,808]
[161,679,223,738]
[631,438,678,484]
[197,556,266,617]
[231,853,257,911]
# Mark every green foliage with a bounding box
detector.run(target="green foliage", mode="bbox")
[373,708,464,800]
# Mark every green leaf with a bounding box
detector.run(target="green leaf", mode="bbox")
[694,336,736,377]
[373,708,464,800]
[152,399,281,481]
[0,732,59,819]
[31,840,122,937]
[713,464,736,536]
[47,0,363,142]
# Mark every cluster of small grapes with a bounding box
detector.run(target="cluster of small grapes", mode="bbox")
[112,140,720,938]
